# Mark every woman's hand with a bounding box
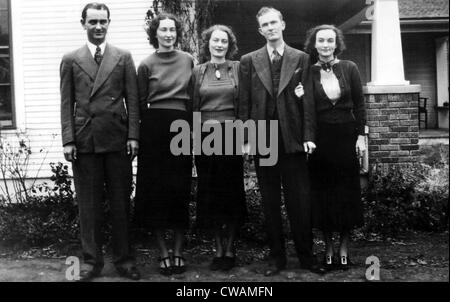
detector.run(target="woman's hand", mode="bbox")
[356,135,366,156]
[294,82,304,98]
[127,139,139,161]
[242,143,252,161]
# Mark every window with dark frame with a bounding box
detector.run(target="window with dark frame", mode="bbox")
[0,0,13,129]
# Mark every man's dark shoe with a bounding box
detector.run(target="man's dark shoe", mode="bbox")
[117,266,141,280]
[301,262,327,275]
[209,257,223,271]
[264,263,286,277]
[78,266,102,282]
[221,256,236,271]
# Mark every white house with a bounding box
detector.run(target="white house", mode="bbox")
[1,0,152,180]
[1,0,448,189]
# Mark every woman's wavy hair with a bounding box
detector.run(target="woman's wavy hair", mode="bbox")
[146,13,182,49]
[200,25,238,63]
[304,24,346,63]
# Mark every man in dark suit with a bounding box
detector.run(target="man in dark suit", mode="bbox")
[239,6,325,276]
[60,2,140,281]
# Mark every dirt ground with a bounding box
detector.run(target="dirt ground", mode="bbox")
[0,231,448,282]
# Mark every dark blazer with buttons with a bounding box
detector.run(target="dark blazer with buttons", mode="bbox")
[238,45,316,153]
[60,43,139,153]
[310,60,367,135]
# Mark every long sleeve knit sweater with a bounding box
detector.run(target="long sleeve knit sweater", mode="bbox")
[137,50,193,111]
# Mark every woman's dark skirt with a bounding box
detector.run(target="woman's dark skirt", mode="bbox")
[309,121,364,232]
[195,122,247,230]
[134,109,192,230]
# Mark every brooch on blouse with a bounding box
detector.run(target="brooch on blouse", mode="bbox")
[319,59,335,73]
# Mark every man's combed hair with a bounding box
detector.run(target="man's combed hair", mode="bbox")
[200,25,238,63]
[255,6,283,24]
[146,13,182,49]
[304,24,346,64]
[81,2,110,22]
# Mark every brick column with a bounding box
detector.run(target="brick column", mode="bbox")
[363,0,422,171]
[365,91,421,170]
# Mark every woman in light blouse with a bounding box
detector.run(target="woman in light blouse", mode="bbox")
[302,24,367,271]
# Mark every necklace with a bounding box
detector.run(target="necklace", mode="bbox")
[213,63,221,80]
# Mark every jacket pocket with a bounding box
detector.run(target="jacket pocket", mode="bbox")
[74,116,86,125]
[74,116,89,136]
[112,111,128,124]
[120,113,128,124]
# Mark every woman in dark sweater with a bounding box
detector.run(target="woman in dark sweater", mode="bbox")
[135,13,193,276]
[303,24,367,271]
[191,25,247,271]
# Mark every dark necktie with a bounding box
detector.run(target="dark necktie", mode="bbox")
[94,46,103,65]
[272,49,282,69]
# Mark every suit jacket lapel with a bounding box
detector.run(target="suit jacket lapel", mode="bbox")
[253,47,273,98]
[74,45,98,81]
[278,45,300,97]
[91,43,120,98]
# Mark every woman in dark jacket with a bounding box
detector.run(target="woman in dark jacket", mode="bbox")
[191,24,247,272]
[135,13,193,276]
[303,24,367,271]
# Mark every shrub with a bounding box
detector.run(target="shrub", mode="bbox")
[361,163,449,237]
[0,163,79,247]
[1,158,448,249]
[240,185,266,244]
[239,172,291,244]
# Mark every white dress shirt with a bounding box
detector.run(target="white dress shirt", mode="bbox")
[316,59,341,103]
[87,41,106,59]
[267,42,285,62]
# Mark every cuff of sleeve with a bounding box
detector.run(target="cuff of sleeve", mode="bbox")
[357,125,367,136]
[304,134,316,143]
[63,142,75,147]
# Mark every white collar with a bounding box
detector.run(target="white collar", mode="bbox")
[267,42,285,58]
[87,41,106,58]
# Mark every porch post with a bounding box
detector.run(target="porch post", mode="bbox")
[363,0,422,171]
[368,0,409,86]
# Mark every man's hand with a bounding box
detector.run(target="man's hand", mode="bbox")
[63,144,77,162]
[356,135,366,157]
[303,141,316,154]
[127,139,139,160]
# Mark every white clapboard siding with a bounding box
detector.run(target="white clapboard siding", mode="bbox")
[3,0,154,179]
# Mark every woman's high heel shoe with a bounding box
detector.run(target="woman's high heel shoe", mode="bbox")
[339,255,352,271]
[172,256,186,274]
[323,254,335,271]
[158,256,172,276]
